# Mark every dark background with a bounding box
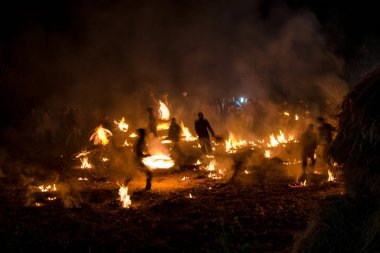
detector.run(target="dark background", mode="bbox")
[1,0,379,131]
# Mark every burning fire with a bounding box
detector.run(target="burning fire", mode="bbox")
[38,184,57,192]
[264,150,271,158]
[80,157,92,169]
[267,130,295,147]
[181,121,197,141]
[142,154,174,169]
[225,133,247,153]
[157,122,170,131]
[203,160,226,179]
[75,149,91,159]
[90,125,113,146]
[328,169,335,182]
[119,185,132,208]
[158,100,170,121]
[114,117,129,132]
[130,132,138,138]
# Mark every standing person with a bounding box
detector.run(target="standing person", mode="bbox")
[125,128,152,190]
[316,116,335,167]
[195,112,215,155]
[299,124,317,181]
[147,108,158,137]
[168,117,184,165]
[168,117,181,146]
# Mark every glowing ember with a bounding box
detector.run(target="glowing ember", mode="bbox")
[119,185,132,208]
[225,133,247,153]
[75,149,91,159]
[284,112,290,116]
[80,157,92,169]
[123,139,131,146]
[328,169,335,182]
[195,159,201,165]
[180,121,197,141]
[158,100,170,121]
[38,184,57,192]
[129,133,138,138]
[102,157,109,162]
[181,176,189,181]
[114,117,129,132]
[244,170,249,174]
[295,114,299,120]
[47,197,57,201]
[90,125,112,145]
[78,177,88,181]
[142,154,174,169]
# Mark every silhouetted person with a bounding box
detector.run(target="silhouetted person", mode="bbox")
[126,128,152,190]
[316,117,335,167]
[147,107,157,137]
[299,124,317,180]
[195,112,215,155]
[168,117,181,144]
[168,117,184,165]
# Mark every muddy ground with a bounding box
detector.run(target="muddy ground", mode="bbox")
[0,143,343,252]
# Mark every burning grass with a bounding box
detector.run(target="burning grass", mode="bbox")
[0,149,343,252]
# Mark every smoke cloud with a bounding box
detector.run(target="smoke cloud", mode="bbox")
[2,0,347,129]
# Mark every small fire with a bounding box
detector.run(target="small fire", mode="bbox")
[284,112,290,116]
[181,122,197,141]
[78,177,88,181]
[80,157,92,169]
[75,149,91,159]
[328,169,335,182]
[114,117,129,132]
[225,132,247,153]
[264,150,271,158]
[142,154,174,169]
[295,114,299,120]
[157,122,170,131]
[195,159,201,165]
[181,176,189,181]
[301,180,307,186]
[189,193,193,198]
[129,132,138,138]
[267,130,295,147]
[205,160,216,171]
[38,184,57,192]
[119,185,132,208]
[90,125,112,145]
[158,100,170,121]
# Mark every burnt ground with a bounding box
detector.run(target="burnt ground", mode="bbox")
[0,143,344,253]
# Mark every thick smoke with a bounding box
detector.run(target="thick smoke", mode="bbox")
[3,0,347,130]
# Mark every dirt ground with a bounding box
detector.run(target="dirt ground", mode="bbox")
[0,143,344,253]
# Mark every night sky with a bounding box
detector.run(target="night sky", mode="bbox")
[1,0,379,128]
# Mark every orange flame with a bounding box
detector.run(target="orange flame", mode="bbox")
[114,117,129,132]
[80,157,92,169]
[90,125,112,145]
[158,100,170,121]
[142,154,174,169]
[225,132,247,153]
[180,121,197,141]
[119,185,132,208]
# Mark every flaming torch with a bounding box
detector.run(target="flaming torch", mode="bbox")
[90,125,113,146]
[158,100,170,121]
